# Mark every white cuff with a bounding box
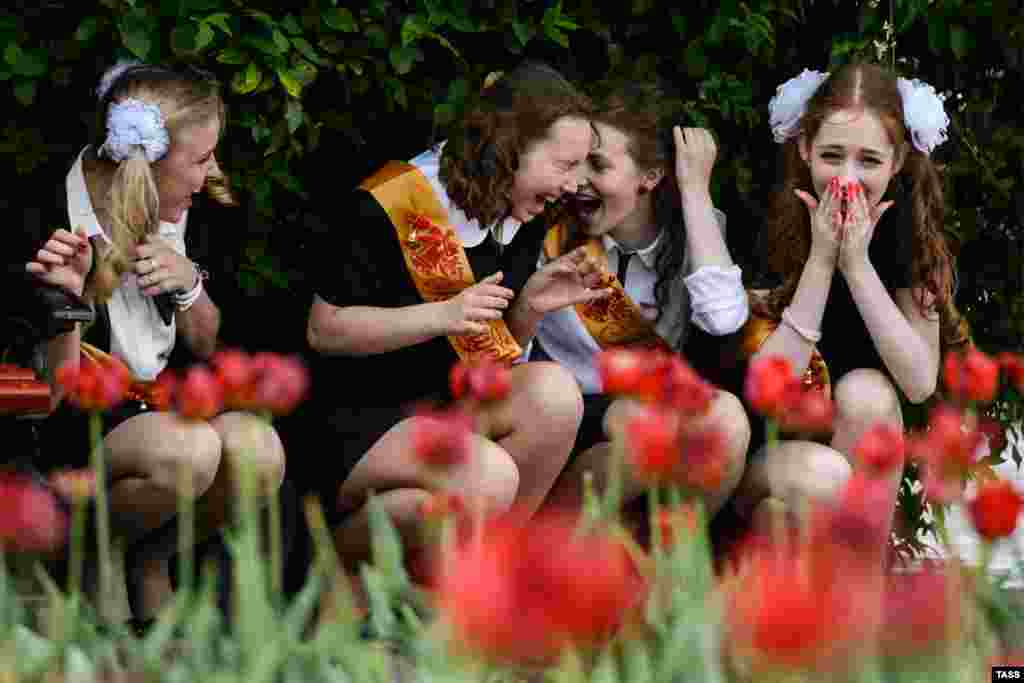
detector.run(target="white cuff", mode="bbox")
[684,264,748,335]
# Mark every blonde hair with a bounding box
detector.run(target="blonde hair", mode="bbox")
[89,64,235,302]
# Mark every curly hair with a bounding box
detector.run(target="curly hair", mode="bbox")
[762,62,968,351]
[88,63,235,303]
[439,61,592,228]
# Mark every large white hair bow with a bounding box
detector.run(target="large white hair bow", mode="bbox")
[101,98,170,164]
[768,68,950,155]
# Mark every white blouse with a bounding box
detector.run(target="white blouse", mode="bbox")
[535,211,748,394]
[66,147,189,381]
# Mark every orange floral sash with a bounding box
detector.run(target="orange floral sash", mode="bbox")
[542,223,670,352]
[359,162,523,363]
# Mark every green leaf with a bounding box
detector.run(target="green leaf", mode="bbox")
[291,37,319,64]
[13,79,35,106]
[277,68,302,98]
[170,24,197,55]
[204,12,233,36]
[434,102,456,125]
[512,20,533,47]
[365,24,389,49]
[388,45,419,74]
[75,16,101,43]
[545,26,569,48]
[345,59,364,76]
[11,48,47,78]
[423,31,460,59]
[384,77,407,109]
[232,62,263,94]
[447,76,468,103]
[927,17,947,53]
[195,22,215,51]
[121,28,152,60]
[401,14,430,46]
[217,48,247,64]
[272,29,291,54]
[671,12,688,37]
[3,43,20,67]
[285,99,303,134]
[323,7,357,32]
[281,14,302,35]
[949,23,970,59]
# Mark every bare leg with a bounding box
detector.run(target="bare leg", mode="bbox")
[478,362,583,515]
[547,391,750,517]
[333,418,520,573]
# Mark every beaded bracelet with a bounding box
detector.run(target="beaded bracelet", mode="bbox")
[781,307,822,344]
[173,262,204,311]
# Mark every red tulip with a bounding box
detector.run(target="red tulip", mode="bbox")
[660,355,715,415]
[853,424,906,475]
[969,479,1024,541]
[624,406,680,485]
[0,472,67,553]
[149,368,178,411]
[909,405,983,504]
[211,349,255,408]
[410,408,474,466]
[777,384,835,435]
[597,348,660,398]
[177,366,223,421]
[250,353,310,416]
[678,427,728,492]
[943,348,999,404]
[436,511,643,664]
[997,352,1024,391]
[449,360,511,403]
[419,492,467,522]
[56,355,130,412]
[745,356,794,418]
[880,563,958,654]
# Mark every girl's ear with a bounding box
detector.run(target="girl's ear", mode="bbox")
[642,166,665,192]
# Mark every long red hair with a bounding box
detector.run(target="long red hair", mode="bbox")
[760,63,967,350]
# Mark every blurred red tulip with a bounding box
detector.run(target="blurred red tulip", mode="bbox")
[0,472,67,553]
[624,406,681,485]
[436,511,643,664]
[853,424,906,475]
[419,492,467,522]
[449,360,512,403]
[410,408,474,466]
[177,366,223,421]
[969,479,1024,541]
[597,349,655,397]
[250,353,310,416]
[997,352,1024,392]
[880,563,958,654]
[660,355,715,415]
[745,356,794,418]
[56,355,130,412]
[909,405,983,504]
[678,427,728,492]
[211,349,255,408]
[777,384,835,435]
[149,368,178,411]
[943,348,999,404]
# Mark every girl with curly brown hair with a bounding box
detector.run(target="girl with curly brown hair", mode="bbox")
[732,63,968,531]
[304,62,610,575]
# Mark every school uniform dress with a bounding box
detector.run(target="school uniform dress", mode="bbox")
[26,147,218,471]
[301,146,547,513]
[533,209,749,452]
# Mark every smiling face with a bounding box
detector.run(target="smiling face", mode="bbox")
[508,115,593,222]
[573,122,662,239]
[153,115,220,223]
[800,106,905,209]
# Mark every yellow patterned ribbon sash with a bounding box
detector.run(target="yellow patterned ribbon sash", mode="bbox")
[542,222,670,352]
[359,162,522,363]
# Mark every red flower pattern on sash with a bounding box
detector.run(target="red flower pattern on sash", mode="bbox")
[406,214,465,282]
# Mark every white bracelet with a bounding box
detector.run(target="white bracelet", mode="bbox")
[781,307,822,344]
[173,272,203,311]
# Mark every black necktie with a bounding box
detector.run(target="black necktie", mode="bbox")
[616,251,634,287]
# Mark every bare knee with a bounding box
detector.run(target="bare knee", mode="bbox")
[214,412,287,493]
[834,369,902,428]
[458,436,520,514]
[145,421,222,497]
[740,442,852,514]
[700,391,751,513]
[513,362,584,434]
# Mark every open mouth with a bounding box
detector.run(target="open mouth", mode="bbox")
[569,192,603,219]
